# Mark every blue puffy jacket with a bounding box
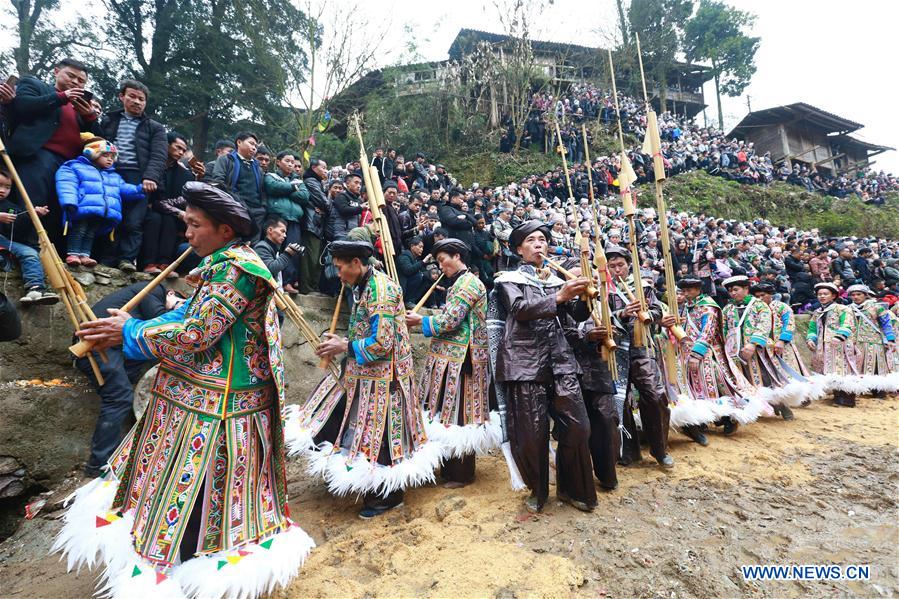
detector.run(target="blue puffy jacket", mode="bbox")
[55,156,145,233]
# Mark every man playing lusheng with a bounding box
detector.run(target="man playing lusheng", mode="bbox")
[406,238,498,488]
[287,240,439,519]
[493,220,597,514]
[55,182,313,599]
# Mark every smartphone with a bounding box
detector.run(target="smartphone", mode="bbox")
[80,90,94,102]
[188,155,200,168]
[4,75,17,88]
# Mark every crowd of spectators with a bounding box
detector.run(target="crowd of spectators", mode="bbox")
[501,82,898,205]
[1,58,898,321]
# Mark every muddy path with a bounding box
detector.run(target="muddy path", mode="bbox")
[1,398,896,598]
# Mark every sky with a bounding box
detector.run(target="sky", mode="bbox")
[2,0,895,172]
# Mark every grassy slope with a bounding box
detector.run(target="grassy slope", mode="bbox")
[449,146,899,238]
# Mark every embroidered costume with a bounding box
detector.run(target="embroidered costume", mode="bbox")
[287,266,440,498]
[54,243,313,599]
[679,292,766,425]
[850,297,899,392]
[418,269,500,483]
[807,299,861,399]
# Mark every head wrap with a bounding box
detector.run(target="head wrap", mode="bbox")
[722,275,750,289]
[509,220,551,250]
[81,133,117,161]
[431,238,468,260]
[183,182,255,238]
[750,282,776,294]
[603,244,630,262]
[329,240,374,260]
[815,282,840,296]
[676,277,703,289]
[382,179,398,191]
[846,284,873,296]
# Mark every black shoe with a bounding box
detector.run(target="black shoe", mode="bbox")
[558,491,595,512]
[599,482,618,492]
[682,425,709,446]
[722,418,739,436]
[656,454,675,469]
[359,501,404,520]
[618,455,640,467]
[525,494,543,513]
[779,405,795,421]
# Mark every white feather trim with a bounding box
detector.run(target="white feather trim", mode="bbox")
[667,394,719,428]
[724,393,770,425]
[97,557,188,599]
[420,410,502,459]
[52,471,313,599]
[173,523,315,599]
[854,372,899,394]
[282,404,316,456]
[822,374,875,395]
[757,378,825,408]
[306,441,442,497]
[51,476,120,573]
[500,441,527,491]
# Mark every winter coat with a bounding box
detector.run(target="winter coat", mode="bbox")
[6,76,97,159]
[55,155,145,232]
[264,171,307,223]
[438,202,476,247]
[212,151,265,211]
[301,169,329,238]
[325,190,363,241]
[493,269,588,382]
[96,109,168,184]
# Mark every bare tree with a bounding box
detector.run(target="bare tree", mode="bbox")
[285,0,388,163]
[2,0,91,76]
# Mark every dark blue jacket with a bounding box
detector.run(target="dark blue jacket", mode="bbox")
[6,76,96,158]
[56,156,145,232]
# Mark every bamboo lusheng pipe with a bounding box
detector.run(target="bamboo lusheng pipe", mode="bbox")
[543,258,599,299]
[635,33,687,343]
[608,50,650,348]
[69,246,195,359]
[0,136,106,384]
[318,283,346,369]
[411,273,444,314]
[352,113,398,283]
[552,119,575,210]
[581,124,618,375]
[275,290,341,379]
[616,276,653,326]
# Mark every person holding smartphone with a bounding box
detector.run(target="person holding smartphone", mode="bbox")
[5,58,99,251]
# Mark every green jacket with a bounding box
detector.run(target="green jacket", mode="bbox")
[264,172,308,223]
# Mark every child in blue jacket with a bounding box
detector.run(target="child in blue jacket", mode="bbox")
[56,134,144,267]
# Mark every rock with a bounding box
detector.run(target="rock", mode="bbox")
[435,496,466,521]
[0,476,24,499]
[0,458,20,476]
[70,271,95,287]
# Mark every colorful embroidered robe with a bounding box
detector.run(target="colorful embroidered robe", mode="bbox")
[110,243,291,566]
[722,296,781,388]
[850,300,896,375]
[292,267,436,497]
[767,299,812,377]
[418,270,496,457]
[807,302,857,378]
[683,294,752,401]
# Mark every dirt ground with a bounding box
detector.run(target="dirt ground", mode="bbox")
[0,397,896,599]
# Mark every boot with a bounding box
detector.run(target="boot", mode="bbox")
[681,425,709,446]
[722,417,739,436]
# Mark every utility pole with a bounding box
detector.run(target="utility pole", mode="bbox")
[746,95,752,113]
